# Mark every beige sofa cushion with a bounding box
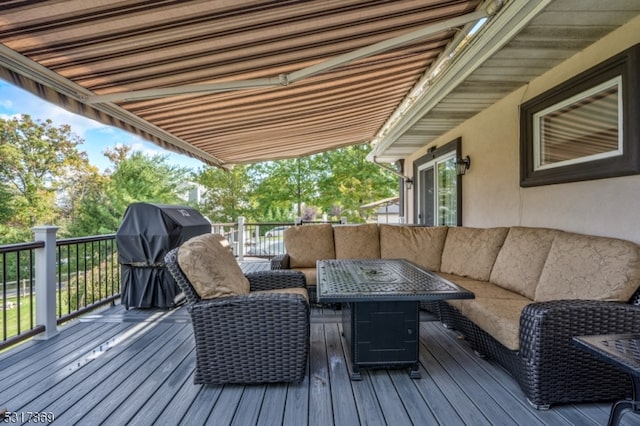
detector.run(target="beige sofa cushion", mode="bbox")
[285,224,335,268]
[439,273,530,301]
[489,227,560,299]
[440,273,530,350]
[535,232,640,302]
[460,297,530,351]
[440,227,509,281]
[177,233,250,299]
[380,225,448,271]
[333,223,380,259]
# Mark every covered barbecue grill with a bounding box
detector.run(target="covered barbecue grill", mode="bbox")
[116,203,211,308]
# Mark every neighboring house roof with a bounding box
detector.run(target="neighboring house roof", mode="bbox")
[360,196,400,210]
[1,1,638,167]
[375,203,400,216]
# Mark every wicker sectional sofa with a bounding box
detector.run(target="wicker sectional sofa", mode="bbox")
[271,223,640,409]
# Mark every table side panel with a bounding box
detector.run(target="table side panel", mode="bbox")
[573,334,640,376]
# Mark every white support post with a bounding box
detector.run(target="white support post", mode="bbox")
[33,226,59,340]
[237,216,245,261]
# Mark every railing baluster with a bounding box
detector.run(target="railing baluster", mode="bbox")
[91,240,95,304]
[82,242,87,306]
[2,252,6,342]
[29,249,34,331]
[16,251,21,335]
[98,239,103,301]
[57,244,62,318]
[67,244,71,316]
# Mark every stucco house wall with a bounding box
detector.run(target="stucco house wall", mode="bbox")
[405,15,640,244]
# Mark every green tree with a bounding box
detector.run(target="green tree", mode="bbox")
[196,165,253,222]
[199,144,398,224]
[249,157,326,220]
[0,114,90,242]
[105,146,190,211]
[0,185,16,224]
[65,170,113,235]
[68,146,193,235]
[316,144,397,222]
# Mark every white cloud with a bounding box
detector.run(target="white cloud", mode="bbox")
[0,82,107,138]
[0,112,20,120]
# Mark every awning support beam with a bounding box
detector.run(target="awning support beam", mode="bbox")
[84,75,287,103]
[286,8,492,84]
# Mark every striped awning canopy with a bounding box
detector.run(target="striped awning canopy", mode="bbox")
[0,0,485,167]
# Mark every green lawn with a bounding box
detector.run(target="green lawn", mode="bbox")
[1,296,36,340]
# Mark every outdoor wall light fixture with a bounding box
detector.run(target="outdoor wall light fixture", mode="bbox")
[405,178,413,190]
[456,156,471,175]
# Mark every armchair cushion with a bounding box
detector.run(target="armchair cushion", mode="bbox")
[177,233,250,299]
[294,267,317,286]
[254,287,309,302]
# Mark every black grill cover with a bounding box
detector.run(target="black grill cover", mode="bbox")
[116,203,211,308]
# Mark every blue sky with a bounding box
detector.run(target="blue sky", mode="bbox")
[0,80,205,172]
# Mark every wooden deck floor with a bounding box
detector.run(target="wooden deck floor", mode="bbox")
[1,261,638,425]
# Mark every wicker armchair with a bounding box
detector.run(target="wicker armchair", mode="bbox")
[165,248,310,385]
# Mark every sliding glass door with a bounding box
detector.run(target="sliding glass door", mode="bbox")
[414,139,462,226]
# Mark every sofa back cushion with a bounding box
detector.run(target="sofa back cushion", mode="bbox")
[284,224,335,268]
[489,227,560,299]
[535,232,640,302]
[379,225,448,271]
[177,233,250,299]
[440,227,509,281]
[333,223,380,259]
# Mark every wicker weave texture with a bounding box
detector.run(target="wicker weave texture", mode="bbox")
[439,299,640,408]
[165,248,310,385]
[270,254,289,270]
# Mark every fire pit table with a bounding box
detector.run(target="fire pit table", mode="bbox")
[317,258,474,379]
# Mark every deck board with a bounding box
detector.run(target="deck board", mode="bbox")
[324,324,360,425]
[0,260,637,425]
[351,372,386,426]
[308,324,334,426]
[256,383,286,426]
[430,328,549,426]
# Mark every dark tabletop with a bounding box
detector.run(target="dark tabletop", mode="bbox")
[317,259,474,303]
[573,334,640,376]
